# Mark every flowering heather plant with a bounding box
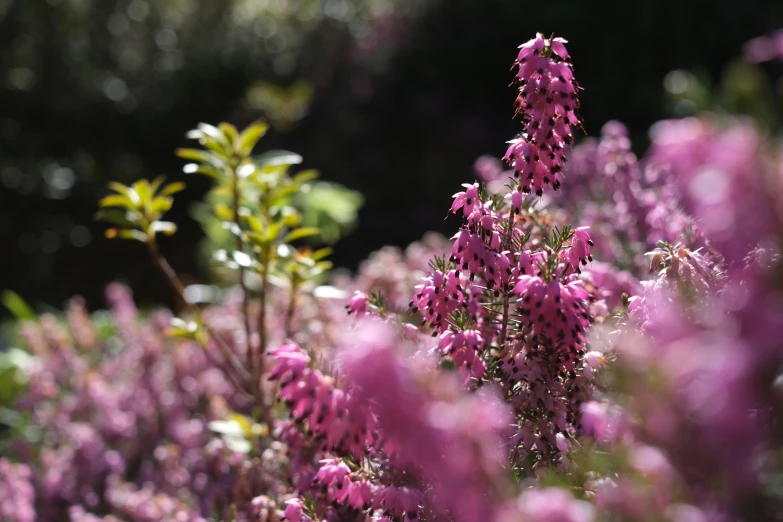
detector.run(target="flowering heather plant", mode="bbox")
[4,31,783,522]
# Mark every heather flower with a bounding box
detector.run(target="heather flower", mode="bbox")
[516,487,595,522]
[283,498,311,522]
[410,269,463,332]
[505,34,581,196]
[650,117,772,265]
[339,321,511,522]
[0,459,35,522]
[346,291,370,316]
[513,275,591,354]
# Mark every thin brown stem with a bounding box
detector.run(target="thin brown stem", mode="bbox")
[252,253,270,420]
[147,239,251,394]
[231,167,254,377]
[285,283,297,338]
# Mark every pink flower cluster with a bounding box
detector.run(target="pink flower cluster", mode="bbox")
[505,33,582,196]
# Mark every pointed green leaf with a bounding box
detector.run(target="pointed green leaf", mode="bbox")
[99,194,133,209]
[218,122,239,146]
[106,229,147,241]
[311,247,333,261]
[150,175,166,195]
[183,163,221,180]
[176,148,223,167]
[197,123,227,143]
[238,121,269,156]
[150,197,173,215]
[107,181,131,195]
[292,169,319,184]
[159,182,186,197]
[241,214,264,233]
[284,227,320,242]
[132,180,152,204]
[1,290,35,320]
[255,150,303,168]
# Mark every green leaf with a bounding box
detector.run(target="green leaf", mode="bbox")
[159,182,186,197]
[255,150,303,168]
[242,214,264,233]
[99,194,134,209]
[237,121,269,156]
[150,197,173,215]
[1,290,35,320]
[151,221,177,236]
[107,181,131,195]
[284,227,320,242]
[292,169,319,184]
[176,148,223,168]
[132,179,152,205]
[197,122,228,144]
[183,164,221,180]
[150,175,166,195]
[106,229,147,241]
[218,122,239,146]
[95,208,137,228]
[311,247,333,261]
[213,203,234,221]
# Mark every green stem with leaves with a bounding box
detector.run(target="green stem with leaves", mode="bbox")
[230,165,255,378]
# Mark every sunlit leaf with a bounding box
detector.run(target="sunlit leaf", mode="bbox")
[183,164,221,180]
[238,121,269,156]
[311,247,332,261]
[99,194,134,209]
[213,203,234,221]
[284,227,320,242]
[107,181,131,196]
[159,182,186,197]
[150,197,173,215]
[232,251,256,268]
[150,175,166,195]
[292,169,319,184]
[176,148,223,167]
[218,122,239,145]
[151,221,177,235]
[1,290,35,320]
[255,150,303,168]
[106,229,147,241]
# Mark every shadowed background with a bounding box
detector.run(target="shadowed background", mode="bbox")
[1,0,782,315]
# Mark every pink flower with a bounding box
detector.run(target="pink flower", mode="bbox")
[283,498,307,522]
[517,487,595,522]
[346,291,370,316]
[505,34,582,196]
[451,183,480,216]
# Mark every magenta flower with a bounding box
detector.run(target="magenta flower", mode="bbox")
[505,33,582,196]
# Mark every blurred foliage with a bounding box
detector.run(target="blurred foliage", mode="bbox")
[246,81,315,132]
[662,61,782,131]
[194,178,361,277]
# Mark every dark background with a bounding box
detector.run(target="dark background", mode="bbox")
[1,0,782,315]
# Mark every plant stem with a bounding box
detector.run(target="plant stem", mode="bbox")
[231,166,255,379]
[499,210,516,355]
[285,283,297,338]
[253,252,270,420]
[147,239,251,394]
